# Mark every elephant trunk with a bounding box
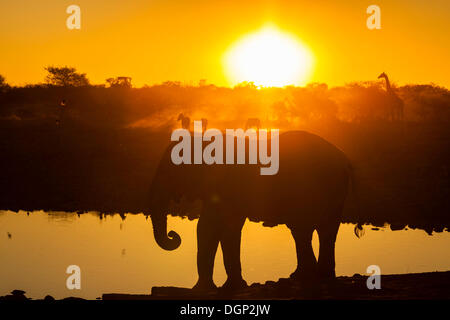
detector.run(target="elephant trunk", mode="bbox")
[151,214,181,251]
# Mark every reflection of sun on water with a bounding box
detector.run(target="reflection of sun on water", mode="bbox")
[223,26,314,87]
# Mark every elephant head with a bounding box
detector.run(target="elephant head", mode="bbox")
[148,140,204,251]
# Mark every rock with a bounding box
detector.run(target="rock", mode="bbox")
[11,289,26,296]
[1,290,29,301]
[390,223,406,231]
[61,297,85,301]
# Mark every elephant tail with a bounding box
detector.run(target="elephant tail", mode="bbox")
[348,163,365,238]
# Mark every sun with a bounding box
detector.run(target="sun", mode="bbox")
[223,26,314,87]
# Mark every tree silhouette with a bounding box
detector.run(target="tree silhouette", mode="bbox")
[0,74,7,86]
[106,77,132,88]
[45,66,90,87]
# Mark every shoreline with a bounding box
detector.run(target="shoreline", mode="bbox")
[2,271,449,301]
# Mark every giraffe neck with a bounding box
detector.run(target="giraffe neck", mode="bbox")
[383,75,391,92]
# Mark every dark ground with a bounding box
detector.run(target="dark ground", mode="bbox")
[105,271,450,300]
[2,271,449,300]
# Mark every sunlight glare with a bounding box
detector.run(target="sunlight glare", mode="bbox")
[224,26,314,87]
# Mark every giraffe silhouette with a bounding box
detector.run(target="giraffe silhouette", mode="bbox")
[378,72,404,121]
[177,113,190,130]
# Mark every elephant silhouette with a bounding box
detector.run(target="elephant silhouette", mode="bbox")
[148,131,358,291]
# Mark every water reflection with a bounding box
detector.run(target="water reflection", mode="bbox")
[0,210,449,299]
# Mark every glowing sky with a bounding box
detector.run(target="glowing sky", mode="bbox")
[0,0,449,87]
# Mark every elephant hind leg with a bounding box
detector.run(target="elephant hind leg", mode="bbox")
[220,217,247,291]
[317,220,340,280]
[289,225,317,281]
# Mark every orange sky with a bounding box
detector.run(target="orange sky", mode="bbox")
[0,0,449,87]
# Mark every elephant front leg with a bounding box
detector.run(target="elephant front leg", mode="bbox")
[220,217,247,291]
[193,215,220,291]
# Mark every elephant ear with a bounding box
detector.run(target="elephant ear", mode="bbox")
[354,223,365,238]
